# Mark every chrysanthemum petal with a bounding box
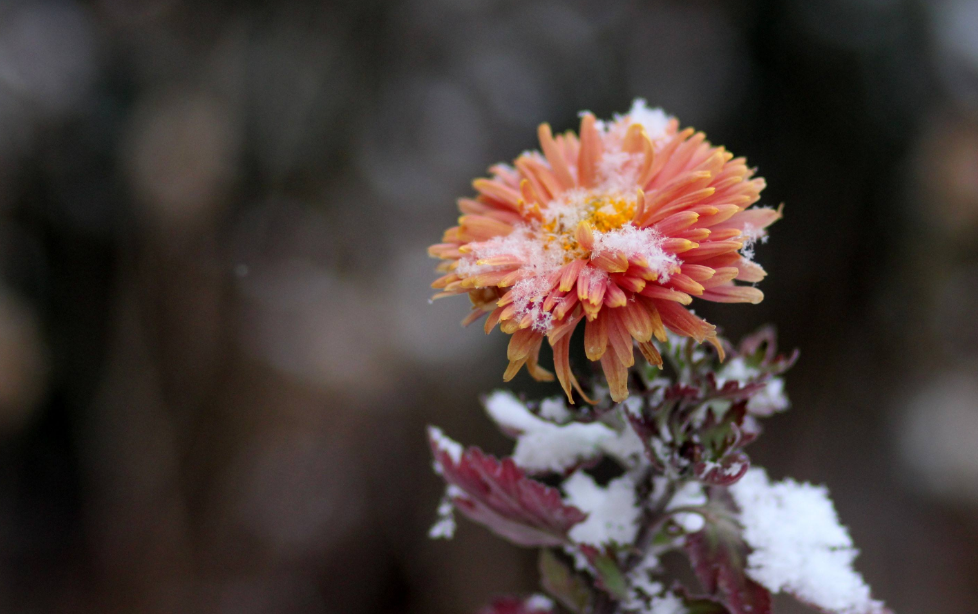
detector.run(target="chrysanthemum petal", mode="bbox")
[701,285,764,304]
[584,315,608,361]
[577,112,603,189]
[537,123,575,190]
[600,352,630,402]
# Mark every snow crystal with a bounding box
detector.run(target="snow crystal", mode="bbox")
[564,472,639,545]
[667,482,707,533]
[738,221,770,262]
[624,99,671,143]
[597,150,641,193]
[592,224,679,282]
[454,226,565,333]
[428,426,462,464]
[540,188,594,236]
[524,595,555,611]
[509,276,556,332]
[729,468,885,614]
[428,485,463,539]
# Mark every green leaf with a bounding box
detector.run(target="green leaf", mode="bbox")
[580,546,628,600]
[538,549,592,614]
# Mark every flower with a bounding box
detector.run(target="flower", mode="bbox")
[429,100,779,403]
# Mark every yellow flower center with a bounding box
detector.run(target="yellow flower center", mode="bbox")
[541,195,636,259]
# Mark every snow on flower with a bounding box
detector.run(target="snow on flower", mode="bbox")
[563,471,640,546]
[430,99,779,402]
[729,468,887,614]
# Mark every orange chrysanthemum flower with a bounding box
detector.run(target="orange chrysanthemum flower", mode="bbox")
[429,101,780,403]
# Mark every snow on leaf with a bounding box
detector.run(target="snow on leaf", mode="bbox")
[485,390,645,473]
[729,468,888,614]
[563,471,640,546]
[428,427,587,547]
[476,595,556,614]
[484,391,617,473]
[694,450,751,487]
[684,504,773,614]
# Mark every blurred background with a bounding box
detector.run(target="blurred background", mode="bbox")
[0,0,976,612]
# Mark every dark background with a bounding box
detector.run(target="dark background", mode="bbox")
[0,0,976,612]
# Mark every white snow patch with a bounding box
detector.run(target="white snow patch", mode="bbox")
[524,594,555,612]
[623,549,664,610]
[564,472,640,546]
[484,391,616,473]
[649,593,688,614]
[600,422,647,468]
[730,468,885,614]
[624,99,672,144]
[717,357,790,416]
[485,392,649,472]
[428,484,464,539]
[428,426,462,465]
[592,224,679,282]
[667,482,707,533]
[539,396,572,423]
[748,377,789,416]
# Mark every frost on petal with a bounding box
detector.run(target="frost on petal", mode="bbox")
[592,224,679,282]
[476,595,556,614]
[563,472,639,546]
[729,468,887,614]
[428,427,587,547]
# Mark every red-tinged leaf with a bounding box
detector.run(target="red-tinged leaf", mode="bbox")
[685,514,772,614]
[694,451,751,486]
[476,596,556,614]
[539,549,593,613]
[429,427,587,547]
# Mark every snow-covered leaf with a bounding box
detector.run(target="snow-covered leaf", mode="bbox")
[429,427,587,547]
[729,468,889,614]
[563,472,640,546]
[694,450,750,486]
